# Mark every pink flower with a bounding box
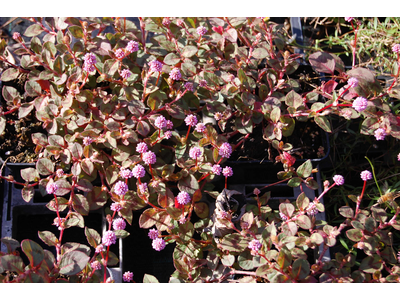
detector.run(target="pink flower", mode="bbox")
[95,244,104,253]
[195,123,206,133]
[152,238,166,251]
[136,142,148,154]
[115,48,125,59]
[164,131,172,139]
[126,41,139,53]
[214,112,223,121]
[149,60,163,73]
[279,212,288,221]
[91,261,102,270]
[352,97,368,112]
[84,53,97,65]
[197,26,207,36]
[114,181,129,196]
[333,175,345,186]
[397,153,400,161]
[148,228,159,240]
[360,170,372,181]
[219,142,232,158]
[176,19,184,27]
[132,164,146,178]
[46,182,58,194]
[347,77,359,88]
[162,17,171,26]
[184,114,198,127]
[120,168,134,179]
[222,166,233,177]
[12,32,21,41]
[166,120,174,130]
[184,82,194,92]
[374,128,387,141]
[123,271,134,282]
[248,239,262,252]
[189,147,202,159]
[83,136,93,146]
[110,203,123,212]
[138,182,148,194]
[212,164,222,175]
[120,69,132,79]
[392,44,400,53]
[142,151,156,165]
[102,230,117,246]
[177,191,191,205]
[199,79,207,87]
[155,115,167,129]
[306,202,318,216]
[113,218,126,230]
[169,67,182,81]
[216,210,228,219]
[56,169,64,177]
[345,17,354,22]
[253,188,261,196]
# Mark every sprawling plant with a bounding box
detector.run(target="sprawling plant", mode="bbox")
[0,17,400,283]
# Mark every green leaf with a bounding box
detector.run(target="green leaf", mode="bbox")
[296,159,312,178]
[181,45,198,58]
[296,192,309,211]
[139,208,158,229]
[59,250,90,276]
[339,206,354,218]
[1,68,19,82]
[295,215,312,230]
[279,203,295,218]
[277,247,292,270]
[21,239,45,267]
[24,23,44,37]
[21,167,40,182]
[287,177,302,187]
[314,116,332,133]
[36,158,55,175]
[291,258,310,280]
[178,174,199,195]
[221,253,235,267]
[68,25,84,38]
[163,53,181,65]
[220,233,251,254]
[38,231,59,247]
[72,194,89,216]
[252,47,269,59]
[21,186,34,202]
[1,254,24,273]
[346,228,363,242]
[1,237,20,253]
[85,227,101,248]
[359,254,383,273]
[310,232,323,245]
[193,202,209,219]
[143,274,160,283]
[0,116,5,136]
[285,90,303,109]
[114,230,130,239]
[103,59,120,76]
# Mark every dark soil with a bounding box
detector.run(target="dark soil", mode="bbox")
[229,119,327,162]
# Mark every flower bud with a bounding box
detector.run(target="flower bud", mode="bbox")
[63,35,71,45]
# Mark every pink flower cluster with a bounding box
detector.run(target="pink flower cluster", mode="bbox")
[352,97,368,112]
[115,48,125,59]
[83,136,93,146]
[114,181,129,196]
[189,147,202,159]
[374,128,387,141]
[212,164,222,175]
[113,218,126,230]
[176,191,191,205]
[333,175,345,186]
[110,203,123,212]
[123,271,134,282]
[152,238,166,251]
[169,67,181,81]
[148,228,159,240]
[219,142,232,158]
[149,60,163,73]
[132,164,146,178]
[197,26,207,36]
[120,69,132,79]
[184,114,198,127]
[136,142,148,154]
[138,182,148,194]
[306,202,318,216]
[195,123,206,133]
[102,230,117,246]
[360,170,372,181]
[222,166,233,177]
[142,151,156,165]
[348,77,359,88]
[184,82,194,92]
[46,182,58,194]
[126,41,139,53]
[392,44,400,53]
[83,53,96,73]
[120,168,134,179]
[248,239,262,252]
[91,261,102,270]
[155,115,167,129]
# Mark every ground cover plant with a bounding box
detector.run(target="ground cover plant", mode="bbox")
[1,17,400,283]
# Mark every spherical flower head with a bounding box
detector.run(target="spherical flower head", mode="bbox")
[132,164,146,178]
[374,128,387,141]
[253,188,261,196]
[177,191,191,205]
[306,202,319,216]
[136,142,148,154]
[345,17,354,22]
[126,41,139,53]
[398,153,400,161]
[142,151,156,165]
[83,136,93,146]
[360,170,372,181]
[212,164,222,175]
[113,218,126,230]
[155,115,167,129]
[222,166,233,177]
[199,79,207,87]
[162,17,171,26]
[352,97,368,112]
[348,77,359,88]
[46,182,58,195]
[176,19,184,27]
[91,261,102,270]
[115,48,125,59]
[56,169,64,177]
[189,147,202,160]
[83,63,95,73]
[214,112,223,121]
[120,69,132,79]
[102,230,117,246]
[184,114,198,127]
[123,271,134,282]
[110,203,123,212]
[392,44,400,54]
[138,182,148,194]
[148,228,159,240]
[184,82,194,92]
[248,239,262,252]
[95,244,104,253]
[84,53,97,65]
[164,131,172,140]
[197,26,207,36]
[333,175,345,186]
[149,60,163,73]
[179,215,186,224]
[216,210,228,219]
[169,67,182,81]
[165,120,174,130]
[195,123,206,133]
[279,212,289,221]
[12,32,21,41]
[120,168,134,179]
[114,180,129,196]
[219,142,232,158]
[152,237,166,251]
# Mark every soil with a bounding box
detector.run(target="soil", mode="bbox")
[229,118,327,162]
